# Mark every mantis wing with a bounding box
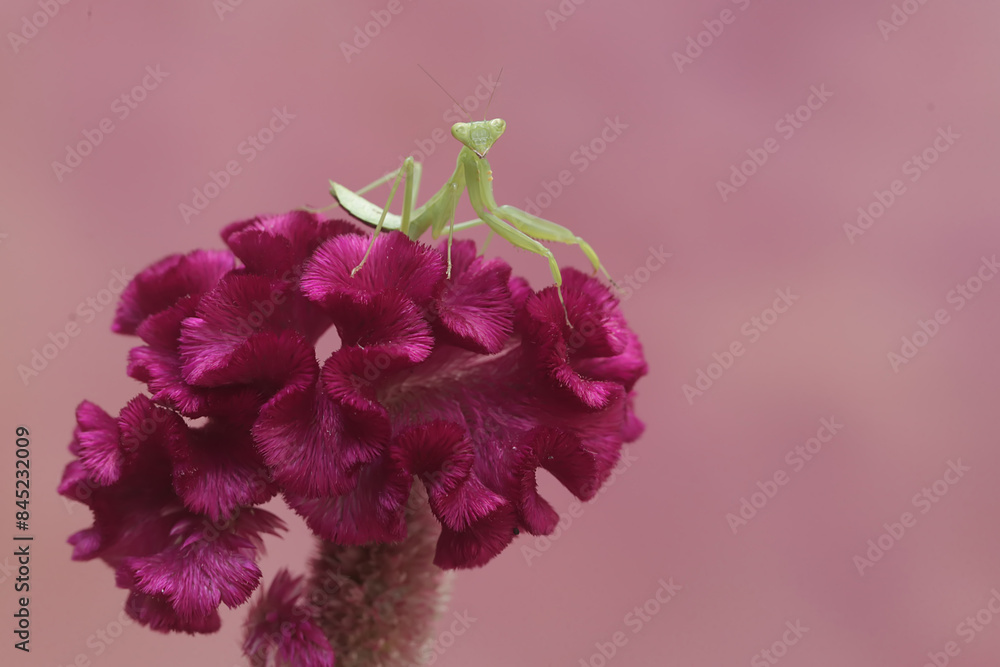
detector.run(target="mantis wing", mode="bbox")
[329,181,404,230]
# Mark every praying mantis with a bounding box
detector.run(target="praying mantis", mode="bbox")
[326,71,615,321]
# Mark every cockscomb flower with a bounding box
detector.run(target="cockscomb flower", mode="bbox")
[61,210,646,660]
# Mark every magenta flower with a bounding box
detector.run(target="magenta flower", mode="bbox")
[58,395,283,632]
[61,210,646,654]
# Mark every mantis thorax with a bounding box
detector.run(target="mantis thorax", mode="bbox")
[451,118,506,158]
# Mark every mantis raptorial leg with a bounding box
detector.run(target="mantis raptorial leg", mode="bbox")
[328,115,614,324]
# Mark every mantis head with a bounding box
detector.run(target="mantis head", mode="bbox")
[452,118,506,158]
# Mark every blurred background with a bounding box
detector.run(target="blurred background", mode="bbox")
[3,1,1000,665]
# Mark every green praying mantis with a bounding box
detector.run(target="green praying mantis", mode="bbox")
[325,70,615,321]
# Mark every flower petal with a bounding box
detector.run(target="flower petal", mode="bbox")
[166,421,278,521]
[125,590,222,634]
[433,505,517,569]
[113,250,235,335]
[72,401,122,485]
[222,211,362,277]
[128,346,210,416]
[519,269,635,409]
[332,290,434,363]
[432,240,514,354]
[392,421,506,530]
[179,274,296,386]
[254,380,385,498]
[198,330,319,394]
[572,325,648,392]
[285,457,411,545]
[514,428,599,534]
[301,232,445,308]
[124,510,284,628]
[243,569,334,667]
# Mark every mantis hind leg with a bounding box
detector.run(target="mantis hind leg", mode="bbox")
[357,167,404,195]
[470,208,571,325]
[351,158,417,276]
[495,205,614,285]
[439,218,495,259]
[308,164,413,214]
[355,160,423,197]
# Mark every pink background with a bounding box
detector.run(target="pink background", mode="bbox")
[3,1,1000,665]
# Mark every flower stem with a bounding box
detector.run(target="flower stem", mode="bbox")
[305,488,449,666]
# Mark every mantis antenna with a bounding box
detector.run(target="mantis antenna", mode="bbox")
[417,64,470,120]
[483,67,503,120]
